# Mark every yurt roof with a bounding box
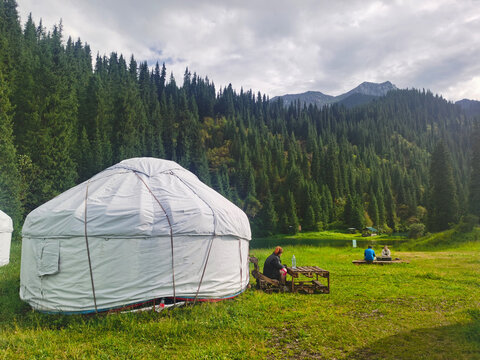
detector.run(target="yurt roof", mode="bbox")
[0,210,13,233]
[22,158,251,239]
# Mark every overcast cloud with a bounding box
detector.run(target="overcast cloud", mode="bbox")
[16,0,480,101]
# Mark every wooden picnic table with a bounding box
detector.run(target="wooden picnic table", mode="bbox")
[352,259,409,265]
[286,266,330,294]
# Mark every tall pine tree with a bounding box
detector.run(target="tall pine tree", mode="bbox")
[428,141,459,231]
[0,70,22,231]
[469,125,480,217]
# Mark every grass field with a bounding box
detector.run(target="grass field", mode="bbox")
[1,231,479,359]
[252,230,409,250]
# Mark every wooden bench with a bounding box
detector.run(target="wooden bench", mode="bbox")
[249,256,286,293]
[249,256,330,294]
[352,259,409,265]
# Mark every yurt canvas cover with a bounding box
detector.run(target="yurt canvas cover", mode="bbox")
[20,158,251,313]
[0,210,13,266]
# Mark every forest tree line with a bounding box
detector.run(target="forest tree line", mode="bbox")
[1,0,479,238]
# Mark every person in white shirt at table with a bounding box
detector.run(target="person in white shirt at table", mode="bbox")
[381,245,391,259]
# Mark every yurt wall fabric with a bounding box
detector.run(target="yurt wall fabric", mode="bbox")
[20,158,251,313]
[0,210,13,266]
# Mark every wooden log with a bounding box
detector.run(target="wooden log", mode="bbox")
[352,259,409,265]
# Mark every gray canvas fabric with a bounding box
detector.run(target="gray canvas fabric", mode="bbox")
[0,210,13,266]
[20,158,251,313]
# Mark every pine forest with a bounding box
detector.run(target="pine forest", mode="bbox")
[1,1,479,239]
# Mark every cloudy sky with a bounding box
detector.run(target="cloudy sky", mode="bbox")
[15,0,480,101]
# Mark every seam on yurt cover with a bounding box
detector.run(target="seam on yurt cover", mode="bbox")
[84,179,98,313]
[169,171,217,304]
[133,171,177,305]
[110,163,185,177]
[110,165,150,177]
[87,169,131,185]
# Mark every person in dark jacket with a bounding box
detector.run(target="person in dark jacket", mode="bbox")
[263,246,287,282]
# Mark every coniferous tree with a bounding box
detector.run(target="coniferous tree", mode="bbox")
[385,185,397,230]
[377,190,386,226]
[368,193,380,226]
[469,125,480,217]
[352,195,366,230]
[23,26,78,207]
[76,127,92,180]
[345,194,364,229]
[428,141,459,231]
[325,142,341,199]
[279,211,290,234]
[12,14,39,154]
[254,188,278,236]
[344,194,354,227]
[0,70,22,230]
[0,0,22,81]
[321,185,333,223]
[303,205,316,231]
[285,191,299,234]
[115,78,147,160]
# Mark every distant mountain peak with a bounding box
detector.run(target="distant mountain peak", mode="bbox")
[361,80,394,86]
[357,80,396,91]
[272,81,397,108]
[337,81,397,100]
[455,98,480,117]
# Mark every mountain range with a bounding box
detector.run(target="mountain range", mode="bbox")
[271,81,398,108]
[455,98,480,117]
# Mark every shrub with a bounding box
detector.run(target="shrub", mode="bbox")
[408,223,426,239]
[315,221,325,231]
[456,214,479,233]
[377,224,393,235]
[327,220,346,230]
[416,205,428,221]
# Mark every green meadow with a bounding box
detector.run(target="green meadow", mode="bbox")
[1,230,479,359]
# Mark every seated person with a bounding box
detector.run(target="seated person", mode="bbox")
[263,246,287,283]
[379,245,392,260]
[364,245,376,263]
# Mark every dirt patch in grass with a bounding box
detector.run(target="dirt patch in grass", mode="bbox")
[267,324,324,360]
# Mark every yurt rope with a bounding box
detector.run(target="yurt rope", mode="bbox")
[193,236,215,305]
[83,180,98,313]
[238,238,243,292]
[170,172,217,305]
[133,172,177,305]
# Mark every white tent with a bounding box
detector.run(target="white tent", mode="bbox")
[20,158,251,313]
[0,210,13,267]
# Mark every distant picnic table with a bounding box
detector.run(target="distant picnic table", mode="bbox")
[352,259,409,265]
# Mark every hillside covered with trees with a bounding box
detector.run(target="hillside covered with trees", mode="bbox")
[1,0,479,238]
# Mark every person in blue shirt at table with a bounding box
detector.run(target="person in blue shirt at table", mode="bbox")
[364,245,376,263]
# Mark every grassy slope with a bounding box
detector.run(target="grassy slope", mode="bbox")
[256,230,408,241]
[1,234,479,359]
[400,228,480,251]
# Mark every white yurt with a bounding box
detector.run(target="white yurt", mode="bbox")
[0,209,13,266]
[20,158,251,313]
